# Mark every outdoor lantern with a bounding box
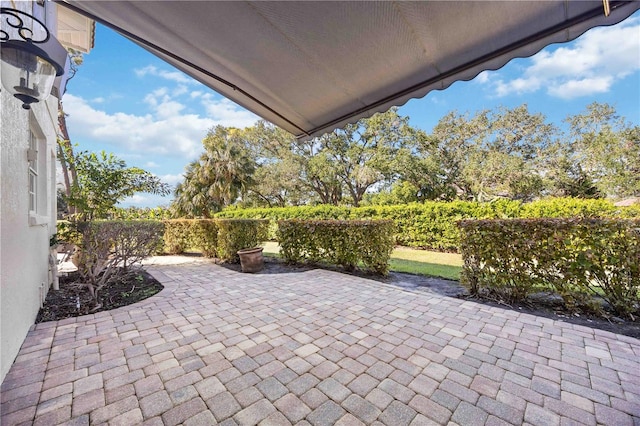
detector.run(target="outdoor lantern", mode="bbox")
[1,7,67,109]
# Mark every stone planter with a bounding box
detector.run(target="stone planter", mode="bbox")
[237,247,264,273]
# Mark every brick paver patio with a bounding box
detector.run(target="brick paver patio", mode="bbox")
[2,259,639,425]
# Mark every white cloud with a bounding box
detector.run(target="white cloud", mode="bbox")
[482,18,639,99]
[145,161,159,168]
[547,77,613,99]
[143,87,169,107]
[200,94,258,127]
[495,76,541,97]
[119,193,172,208]
[62,93,213,160]
[160,173,185,186]
[91,97,105,104]
[173,85,189,97]
[135,65,196,85]
[122,194,152,204]
[474,71,490,84]
[62,89,260,162]
[143,88,186,119]
[429,94,444,105]
[156,100,186,119]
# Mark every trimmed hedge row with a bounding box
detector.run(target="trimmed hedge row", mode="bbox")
[217,198,637,251]
[215,219,270,263]
[162,219,268,262]
[277,220,395,275]
[163,219,218,257]
[459,218,640,318]
[60,219,270,263]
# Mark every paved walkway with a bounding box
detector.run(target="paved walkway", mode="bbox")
[2,260,639,425]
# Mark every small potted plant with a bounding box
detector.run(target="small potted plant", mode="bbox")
[237,247,264,272]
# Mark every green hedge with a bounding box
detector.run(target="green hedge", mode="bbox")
[162,219,267,262]
[518,198,620,218]
[163,219,219,257]
[189,220,219,258]
[277,219,395,275]
[57,220,165,256]
[111,206,173,221]
[215,219,269,263]
[459,218,640,318]
[217,198,638,251]
[163,219,197,254]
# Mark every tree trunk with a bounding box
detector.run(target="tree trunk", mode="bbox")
[57,100,78,216]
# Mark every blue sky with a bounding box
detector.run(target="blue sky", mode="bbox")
[62,13,640,208]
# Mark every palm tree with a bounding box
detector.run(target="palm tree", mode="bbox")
[171,126,255,218]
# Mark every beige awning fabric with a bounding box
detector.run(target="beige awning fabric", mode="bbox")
[57,1,639,140]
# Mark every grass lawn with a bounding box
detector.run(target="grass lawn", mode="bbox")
[261,241,463,281]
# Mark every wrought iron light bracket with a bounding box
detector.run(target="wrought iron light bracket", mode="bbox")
[1,7,67,109]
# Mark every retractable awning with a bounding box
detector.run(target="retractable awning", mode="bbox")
[57,1,639,140]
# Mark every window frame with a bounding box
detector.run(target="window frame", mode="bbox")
[27,119,49,226]
[28,129,38,214]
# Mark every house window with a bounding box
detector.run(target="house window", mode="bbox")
[28,123,48,226]
[28,130,38,213]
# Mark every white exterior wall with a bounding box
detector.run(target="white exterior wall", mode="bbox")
[0,0,61,382]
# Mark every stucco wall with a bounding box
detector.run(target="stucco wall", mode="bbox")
[0,1,60,383]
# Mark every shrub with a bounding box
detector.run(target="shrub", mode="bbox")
[277,219,395,274]
[163,219,193,254]
[518,198,619,218]
[162,219,219,257]
[74,220,164,307]
[215,219,269,262]
[459,218,640,317]
[217,198,640,252]
[618,203,640,218]
[112,221,165,268]
[216,205,351,240]
[162,219,267,261]
[111,206,172,220]
[57,220,81,245]
[190,220,219,258]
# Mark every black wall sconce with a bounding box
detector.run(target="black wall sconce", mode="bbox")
[1,7,67,109]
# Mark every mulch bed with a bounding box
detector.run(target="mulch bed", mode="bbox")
[38,257,639,339]
[36,269,163,323]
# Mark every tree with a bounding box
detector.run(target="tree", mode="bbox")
[320,108,412,207]
[247,155,308,207]
[66,150,170,220]
[415,105,554,201]
[393,129,458,202]
[423,109,490,200]
[241,111,417,207]
[295,142,344,205]
[364,181,424,205]
[543,142,602,198]
[57,49,85,216]
[565,102,640,199]
[171,126,255,217]
[300,108,414,206]
[242,121,308,207]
